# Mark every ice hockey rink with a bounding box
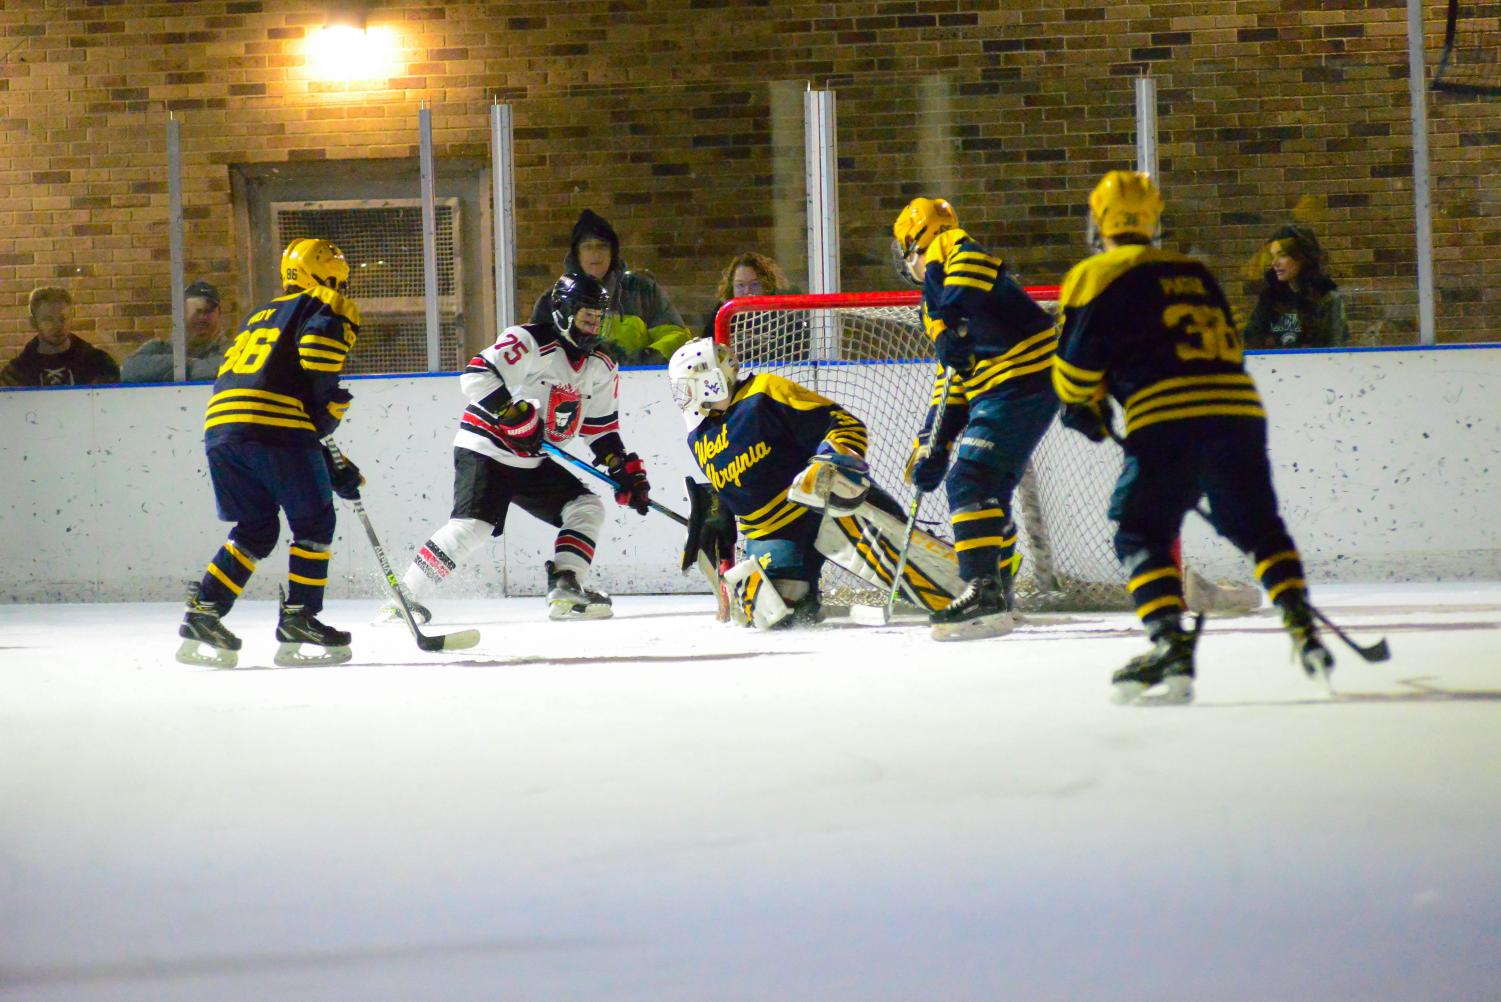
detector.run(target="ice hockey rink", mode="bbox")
[2,583,1498,1001]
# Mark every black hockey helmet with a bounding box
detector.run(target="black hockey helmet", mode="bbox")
[549,272,611,354]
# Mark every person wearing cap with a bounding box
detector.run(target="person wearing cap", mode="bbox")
[121,280,231,382]
[528,208,692,366]
[1241,225,1348,349]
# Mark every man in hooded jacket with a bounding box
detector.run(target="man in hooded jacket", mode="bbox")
[529,208,692,365]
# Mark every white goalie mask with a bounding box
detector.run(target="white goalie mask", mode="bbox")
[668,338,739,417]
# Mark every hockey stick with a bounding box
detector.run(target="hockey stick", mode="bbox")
[322,438,480,653]
[541,442,689,526]
[851,366,958,626]
[1100,423,1389,665]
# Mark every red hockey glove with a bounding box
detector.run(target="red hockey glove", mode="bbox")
[497,400,544,455]
[607,452,651,515]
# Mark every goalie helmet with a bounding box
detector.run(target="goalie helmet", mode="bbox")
[1087,170,1164,245]
[891,197,958,285]
[668,338,739,417]
[281,238,350,294]
[549,272,611,354]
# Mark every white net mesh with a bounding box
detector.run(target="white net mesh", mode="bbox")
[718,291,1130,611]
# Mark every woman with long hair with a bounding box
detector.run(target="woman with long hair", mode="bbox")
[1242,225,1348,349]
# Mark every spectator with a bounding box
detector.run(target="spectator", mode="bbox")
[529,208,691,366]
[701,251,808,362]
[1,286,120,387]
[122,280,231,383]
[1242,225,1348,349]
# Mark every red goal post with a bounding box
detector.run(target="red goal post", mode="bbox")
[711,287,1130,611]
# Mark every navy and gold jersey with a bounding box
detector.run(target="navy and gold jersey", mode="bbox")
[1053,244,1266,437]
[687,374,867,540]
[921,227,1057,410]
[204,287,359,447]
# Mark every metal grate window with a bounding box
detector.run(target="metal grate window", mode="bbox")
[272,199,464,373]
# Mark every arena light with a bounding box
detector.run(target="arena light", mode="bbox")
[307,7,397,83]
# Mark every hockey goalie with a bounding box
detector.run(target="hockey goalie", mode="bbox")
[668,338,983,637]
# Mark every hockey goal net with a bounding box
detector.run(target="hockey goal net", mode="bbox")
[714,289,1130,611]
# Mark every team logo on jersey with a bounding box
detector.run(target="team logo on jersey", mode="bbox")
[545,383,583,443]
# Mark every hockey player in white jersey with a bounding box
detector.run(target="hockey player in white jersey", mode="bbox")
[389,273,651,621]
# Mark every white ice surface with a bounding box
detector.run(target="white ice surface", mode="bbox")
[2,584,1499,1001]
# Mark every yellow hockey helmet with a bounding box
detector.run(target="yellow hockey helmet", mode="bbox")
[1087,171,1164,242]
[281,238,350,293]
[892,197,959,258]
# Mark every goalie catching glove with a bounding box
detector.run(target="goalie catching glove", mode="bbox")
[603,451,651,515]
[1060,397,1116,444]
[787,444,872,513]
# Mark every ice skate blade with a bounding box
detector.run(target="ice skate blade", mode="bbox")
[548,600,613,622]
[931,611,1015,642]
[1112,674,1194,706]
[273,642,352,667]
[175,638,238,669]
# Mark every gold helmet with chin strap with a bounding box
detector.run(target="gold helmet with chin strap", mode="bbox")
[1087,171,1164,243]
[891,197,958,285]
[281,238,350,293]
[892,197,959,258]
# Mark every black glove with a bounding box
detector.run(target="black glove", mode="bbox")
[906,441,953,493]
[496,400,544,456]
[606,452,651,515]
[682,478,736,573]
[322,447,364,500]
[934,326,974,374]
[1061,398,1116,444]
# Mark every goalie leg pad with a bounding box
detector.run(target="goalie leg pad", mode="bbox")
[816,498,965,613]
[787,451,872,513]
[721,558,793,630]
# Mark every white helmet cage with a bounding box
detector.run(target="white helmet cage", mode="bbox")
[669,338,739,416]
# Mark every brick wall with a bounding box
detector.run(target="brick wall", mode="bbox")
[1,0,1497,368]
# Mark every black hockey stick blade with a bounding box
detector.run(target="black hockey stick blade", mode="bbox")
[1308,604,1391,663]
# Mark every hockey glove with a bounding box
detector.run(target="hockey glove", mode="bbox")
[934,325,974,375]
[496,400,544,456]
[906,440,953,493]
[1061,398,1116,444]
[322,447,364,501]
[606,452,651,515]
[682,478,736,572]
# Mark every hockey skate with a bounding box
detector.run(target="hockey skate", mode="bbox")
[1112,615,1204,705]
[1279,593,1334,688]
[930,576,1014,642]
[545,561,613,621]
[175,587,242,669]
[274,594,352,667]
[373,593,431,626]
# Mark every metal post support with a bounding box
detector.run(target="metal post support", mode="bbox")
[1405,0,1438,346]
[166,116,186,382]
[803,87,840,364]
[418,104,442,369]
[1134,75,1159,182]
[490,102,518,333]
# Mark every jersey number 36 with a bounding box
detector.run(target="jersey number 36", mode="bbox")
[1163,304,1242,364]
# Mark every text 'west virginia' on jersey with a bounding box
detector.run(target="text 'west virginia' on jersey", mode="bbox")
[204,286,360,446]
[1053,244,1267,437]
[457,322,624,466]
[687,373,868,541]
[920,227,1057,414]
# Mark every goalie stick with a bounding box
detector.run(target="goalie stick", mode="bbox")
[322,438,481,653]
[851,366,959,626]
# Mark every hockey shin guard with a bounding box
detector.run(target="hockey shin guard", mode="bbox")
[1122,546,1187,635]
[287,541,332,615]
